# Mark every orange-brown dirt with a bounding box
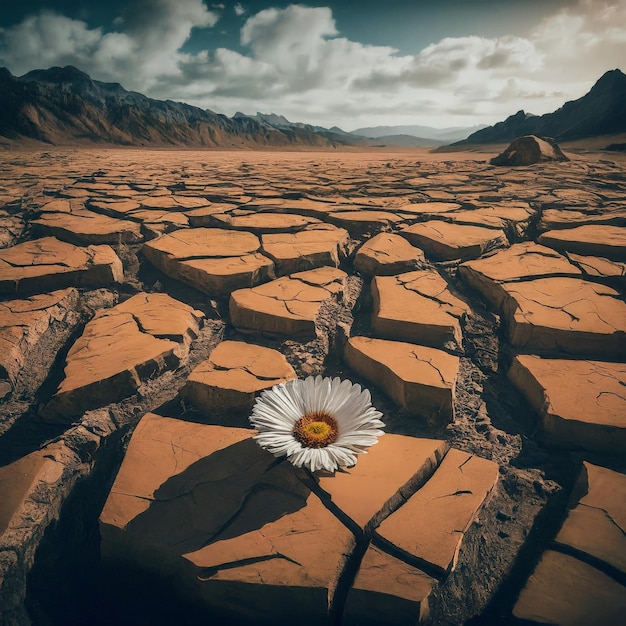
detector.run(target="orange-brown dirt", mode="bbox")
[0,145,624,626]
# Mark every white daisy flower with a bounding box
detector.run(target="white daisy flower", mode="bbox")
[250,375,385,473]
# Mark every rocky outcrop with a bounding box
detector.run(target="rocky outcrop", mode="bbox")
[490,135,569,166]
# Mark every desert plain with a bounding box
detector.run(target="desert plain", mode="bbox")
[0,145,625,625]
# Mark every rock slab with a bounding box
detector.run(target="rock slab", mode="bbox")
[374,448,499,576]
[0,237,123,295]
[371,270,468,350]
[0,288,79,401]
[230,266,346,338]
[509,355,626,454]
[181,340,296,415]
[458,242,580,309]
[400,221,507,261]
[557,462,626,576]
[344,336,459,424]
[353,233,425,277]
[513,462,626,625]
[143,228,275,295]
[501,277,626,358]
[539,225,626,261]
[261,223,349,275]
[42,293,203,420]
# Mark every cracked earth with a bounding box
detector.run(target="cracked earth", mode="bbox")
[0,147,625,625]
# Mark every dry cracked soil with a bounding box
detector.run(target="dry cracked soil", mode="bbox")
[0,146,625,626]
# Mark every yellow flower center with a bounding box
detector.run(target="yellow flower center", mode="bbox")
[293,411,339,448]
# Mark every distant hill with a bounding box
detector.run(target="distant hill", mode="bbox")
[233,111,366,146]
[0,65,359,148]
[364,134,447,148]
[351,123,488,144]
[454,69,626,146]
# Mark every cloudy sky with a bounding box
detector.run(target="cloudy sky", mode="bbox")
[0,0,624,130]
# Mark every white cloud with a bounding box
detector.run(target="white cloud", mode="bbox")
[234,3,246,16]
[0,12,102,73]
[0,0,624,128]
[0,0,219,90]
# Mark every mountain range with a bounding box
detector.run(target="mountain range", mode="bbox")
[0,65,356,149]
[0,65,624,149]
[350,124,488,144]
[456,68,626,145]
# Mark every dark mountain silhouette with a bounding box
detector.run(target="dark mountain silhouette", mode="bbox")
[0,65,358,148]
[454,69,626,145]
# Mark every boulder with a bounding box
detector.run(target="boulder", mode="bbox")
[490,135,569,166]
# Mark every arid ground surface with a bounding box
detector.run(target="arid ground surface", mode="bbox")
[0,146,625,625]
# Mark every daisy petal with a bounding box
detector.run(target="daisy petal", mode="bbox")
[250,376,384,473]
